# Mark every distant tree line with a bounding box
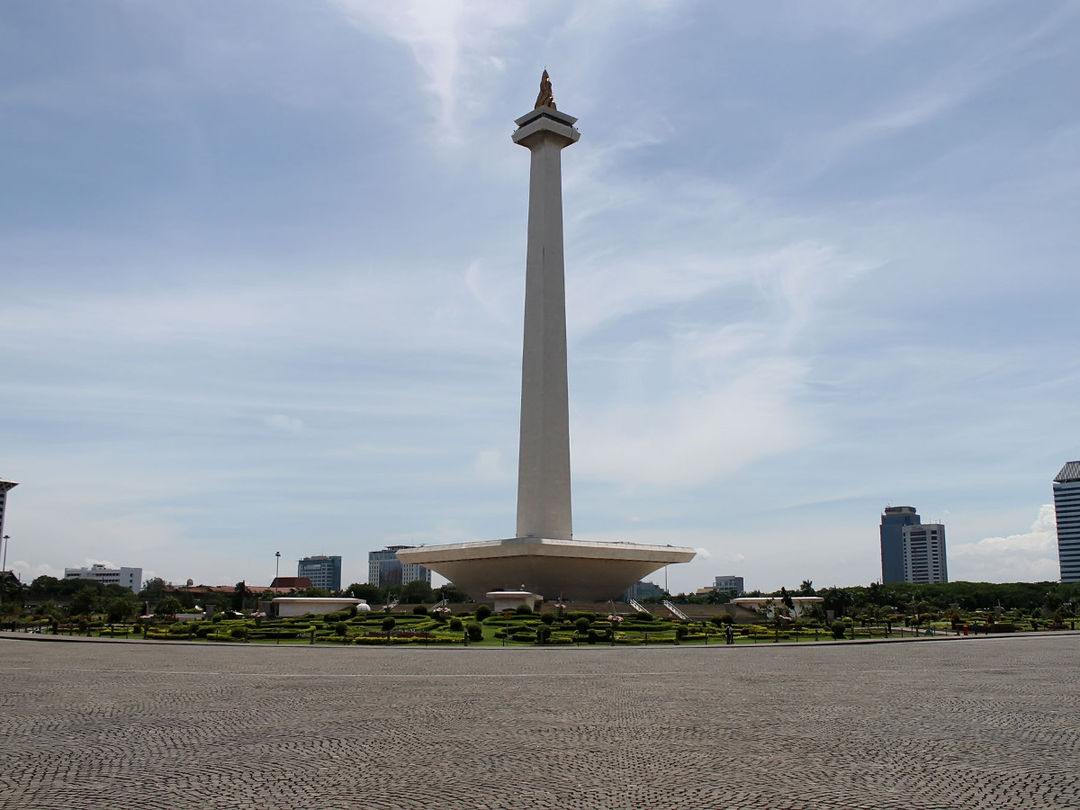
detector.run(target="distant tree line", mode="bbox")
[0,573,473,621]
[664,579,1080,617]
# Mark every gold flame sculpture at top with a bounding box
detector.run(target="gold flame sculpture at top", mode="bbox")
[534,69,556,110]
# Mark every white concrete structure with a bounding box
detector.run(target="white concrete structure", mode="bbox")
[513,97,578,541]
[64,563,142,592]
[901,523,948,584]
[1053,461,1080,582]
[396,75,695,601]
[271,597,367,617]
[486,590,543,612]
[404,536,693,602]
[0,478,17,571]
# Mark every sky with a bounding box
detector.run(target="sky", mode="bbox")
[2,1,1078,594]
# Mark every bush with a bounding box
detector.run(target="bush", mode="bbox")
[830,621,847,640]
[514,604,532,615]
[475,604,492,622]
[540,612,555,625]
[412,604,428,615]
[466,622,483,641]
[449,617,463,631]
[536,626,551,644]
[229,626,247,640]
[574,617,592,634]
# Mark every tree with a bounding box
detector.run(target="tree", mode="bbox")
[434,583,470,603]
[400,579,434,604]
[106,596,136,623]
[346,583,384,603]
[820,587,853,618]
[139,577,169,601]
[232,582,249,611]
[706,589,729,605]
[798,580,815,596]
[780,587,795,613]
[155,596,182,617]
[68,586,99,617]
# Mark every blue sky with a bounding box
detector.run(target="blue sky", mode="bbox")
[2,1,1077,593]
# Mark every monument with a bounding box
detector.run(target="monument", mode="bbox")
[397,74,694,602]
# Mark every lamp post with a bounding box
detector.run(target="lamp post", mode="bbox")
[1,535,8,572]
[274,551,281,583]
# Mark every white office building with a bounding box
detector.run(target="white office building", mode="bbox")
[64,564,143,593]
[1053,461,1080,583]
[901,524,947,584]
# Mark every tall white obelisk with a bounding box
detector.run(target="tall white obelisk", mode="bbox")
[395,75,694,601]
[512,71,579,541]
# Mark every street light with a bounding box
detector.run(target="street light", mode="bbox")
[1,535,8,572]
[274,551,281,583]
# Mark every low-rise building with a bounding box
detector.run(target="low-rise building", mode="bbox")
[64,564,142,593]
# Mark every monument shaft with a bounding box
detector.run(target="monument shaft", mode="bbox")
[512,102,579,540]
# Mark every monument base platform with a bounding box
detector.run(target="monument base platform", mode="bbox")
[395,537,695,602]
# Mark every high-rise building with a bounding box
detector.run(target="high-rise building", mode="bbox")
[297,555,342,591]
[900,524,948,584]
[368,546,430,589]
[64,564,143,593]
[622,580,665,601]
[1053,461,1080,583]
[713,575,745,596]
[880,506,920,584]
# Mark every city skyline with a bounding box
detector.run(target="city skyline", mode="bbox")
[2,3,1078,593]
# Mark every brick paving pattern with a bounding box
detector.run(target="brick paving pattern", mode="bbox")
[1,635,1078,809]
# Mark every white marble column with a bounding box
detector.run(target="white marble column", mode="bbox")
[511,98,579,540]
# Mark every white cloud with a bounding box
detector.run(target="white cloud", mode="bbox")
[333,0,529,143]
[573,357,814,487]
[950,504,1060,582]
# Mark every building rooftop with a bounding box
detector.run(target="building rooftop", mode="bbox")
[1054,461,1080,484]
[269,577,313,590]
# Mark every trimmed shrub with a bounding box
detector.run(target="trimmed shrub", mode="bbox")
[514,604,532,615]
[474,604,493,622]
[466,622,483,641]
[831,621,847,640]
[412,604,428,615]
[540,612,555,625]
[449,617,463,631]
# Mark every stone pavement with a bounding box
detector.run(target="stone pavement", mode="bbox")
[1,635,1077,809]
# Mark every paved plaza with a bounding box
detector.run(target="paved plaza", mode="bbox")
[1,634,1078,809]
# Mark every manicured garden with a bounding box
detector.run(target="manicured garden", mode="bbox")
[14,601,1075,647]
